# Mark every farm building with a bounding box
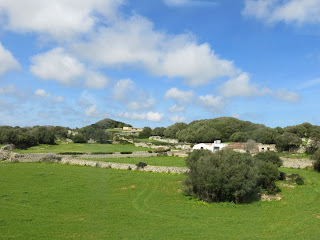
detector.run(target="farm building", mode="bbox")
[192,140,228,152]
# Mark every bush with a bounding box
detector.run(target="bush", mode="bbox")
[136,162,147,169]
[120,151,133,154]
[72,134,88,143]
[254,151,282,167]
[256,161,280,194]
[184,149,260,203]
[312,149,320,172]
[296,177,304,185]
[287,174,304,185]
[279,171,286,181]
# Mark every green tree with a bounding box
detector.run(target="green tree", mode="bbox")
[184,149,259,203]
[275,132,302,151]
[139,127,152,139]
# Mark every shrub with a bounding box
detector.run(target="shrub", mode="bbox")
[296,176,304,185]
[184,149,260,203]
[279,171,286,181]
[256,161,280,194]
[120,151,133,154]
[72,134,88,143]
[254,151,282,167]
[136,162,147,169]
[312,149,320,172]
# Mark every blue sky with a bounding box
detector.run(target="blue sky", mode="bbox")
[0,0,320,128]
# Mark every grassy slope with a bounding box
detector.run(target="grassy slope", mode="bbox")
[82,156,186,167]
[1,163,320,239]
[12,143,152,154]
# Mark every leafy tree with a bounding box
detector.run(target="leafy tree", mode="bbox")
[164,122,188,139]
[275,132,302,151]
[72,134,88,143]
[249,128,279,144]
[139,127,152,139]
[312,149,320,172]
[254,151,282,167]
[230,132,250,142]
[184,149,259,203]
[152,127,165,137]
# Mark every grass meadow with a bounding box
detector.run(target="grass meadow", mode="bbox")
[1,162,320,239]
[12,143,152,154]
[82,156,186,167]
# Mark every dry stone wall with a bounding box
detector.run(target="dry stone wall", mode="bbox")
[280,157,315,169]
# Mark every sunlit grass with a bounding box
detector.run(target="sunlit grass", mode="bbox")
[1,163,320,239]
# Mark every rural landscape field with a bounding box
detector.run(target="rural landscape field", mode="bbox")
[1,0,320,239]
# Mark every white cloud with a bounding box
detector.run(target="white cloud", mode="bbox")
[74,15,239,86]
[127,98,155,111]
[297,78,320,89]
[112,79,136,101]
[112,78,155,110]
[169,115,187,123]
[34,89,50,98]
[0,84,16,95]
[0,42,20,75]
[218,73,272,97]
[198,94,228,112]
[30,48,108,89]
[232,113,241,119]
[0,0,123,40]
[164,87,194,103]
[30,48,85,85]
[274,89,301,102]
[169,104,185,112]
[85,104,108,118]
[164,0,217,7]
[85,71,109,89]
[117,111,164,122]
[243,0,320,25]
[52,96,65,103]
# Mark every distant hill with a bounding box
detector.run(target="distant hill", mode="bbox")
[88,118,132,130]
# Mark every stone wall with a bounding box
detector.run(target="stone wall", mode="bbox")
[280,157,315,169]
[79,151,158,159]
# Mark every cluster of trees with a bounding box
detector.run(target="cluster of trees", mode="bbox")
[154,118,320,152]
[0,126,69,149]
[184,149,282,203]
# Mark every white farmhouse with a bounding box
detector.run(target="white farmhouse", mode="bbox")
[192,140,228,152]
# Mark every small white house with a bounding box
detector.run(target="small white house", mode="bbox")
[192,140,228,152]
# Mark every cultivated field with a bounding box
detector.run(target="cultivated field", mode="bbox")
[12,143,152,154]
[0,163,319,239]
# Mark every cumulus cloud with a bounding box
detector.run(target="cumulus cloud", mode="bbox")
[112,79,136,101]
[85,104,108,118]
[0,0,123,40]
[218,73,272,97]
[164,0,217,7]
[169,115,187,123]
[0,42,20,75]
[243,0,320,25]
[34,89,50,98]
[198,94,228,112]
[30,48,85,85]
[52,96,65,103]
[112,78,155,110]
[169,104,185,112]
[0,84,16,95]
[74,15,239,86]
[117,111,164,122]
[30,48,108,88]
[164,87,194,103]
[273,89,301,102]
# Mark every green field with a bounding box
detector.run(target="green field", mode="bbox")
[1,162,320,239]
[82,156,186,167]
[12,143,152,154]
